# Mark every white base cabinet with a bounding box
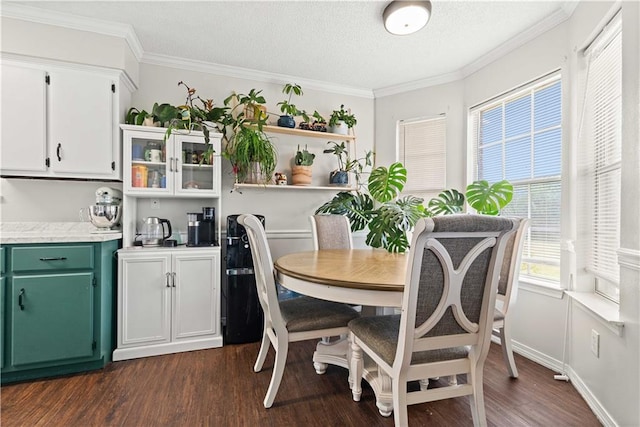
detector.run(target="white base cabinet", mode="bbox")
[113,248,222,361]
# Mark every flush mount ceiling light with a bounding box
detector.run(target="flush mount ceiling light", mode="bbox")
[383,0,432,36]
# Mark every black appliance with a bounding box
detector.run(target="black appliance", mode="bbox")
[187,207,217,247]
[225,214,265,344]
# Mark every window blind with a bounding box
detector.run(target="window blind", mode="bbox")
[578,13,621,302]
[470,74,562,284]
[398,116,446,200]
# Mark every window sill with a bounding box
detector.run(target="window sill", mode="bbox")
[566,291,624,336]
[519,277,565,299]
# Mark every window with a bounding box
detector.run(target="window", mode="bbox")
[397,115,446,200]
[470,74,562,285]
[578,13,622,302]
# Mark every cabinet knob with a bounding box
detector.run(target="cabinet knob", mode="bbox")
[172,272,177,287]
[56,143,62,161]
[165,272,171,288]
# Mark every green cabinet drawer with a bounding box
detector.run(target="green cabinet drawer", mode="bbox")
[11,245,94,272]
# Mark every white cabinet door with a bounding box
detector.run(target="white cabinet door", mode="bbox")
[48,69,115,177]
[172,251,219,341]
[0,63,47,173]
[118,253,171,347]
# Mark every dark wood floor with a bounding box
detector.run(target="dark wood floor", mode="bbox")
[1,341,601,426]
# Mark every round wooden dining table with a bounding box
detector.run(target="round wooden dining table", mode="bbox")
[274,248,408,308]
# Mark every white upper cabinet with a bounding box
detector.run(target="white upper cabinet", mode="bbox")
[0,57,123,180]
[1,63,48,174]
[48,69,115,177]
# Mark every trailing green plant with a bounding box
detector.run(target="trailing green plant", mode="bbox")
[223,125,277,183]
[294,145,315,166]
[316,162,427,253]
[277,83,304,117]
[329,104,357,128]
[427,180,513,216]
[323,141,373,188]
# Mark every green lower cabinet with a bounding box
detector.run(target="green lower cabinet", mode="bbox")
[1,276,5,369]
[11,273,94,366]
[1,240,118,384]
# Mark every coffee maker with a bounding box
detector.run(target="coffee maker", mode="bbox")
[187,207,217,247]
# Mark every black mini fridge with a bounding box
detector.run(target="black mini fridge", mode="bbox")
[225,214,265,344]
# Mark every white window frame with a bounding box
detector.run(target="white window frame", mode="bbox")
[469,72,563,287]
[396,115,447,201]
[576,12,622,303]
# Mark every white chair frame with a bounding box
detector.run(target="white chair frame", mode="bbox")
[349,216,517,426]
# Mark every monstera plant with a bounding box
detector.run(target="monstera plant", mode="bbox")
[316,162,427,253]
[427,179,513,216]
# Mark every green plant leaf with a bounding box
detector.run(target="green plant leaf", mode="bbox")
[315,192,373,232]
[465,179,513,215]
[427,189,465,215]
[368,162,407,203]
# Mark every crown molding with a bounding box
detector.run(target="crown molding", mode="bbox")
[373,70,464,98]
[460,7,571,80]
[141,52,374,99]
[0,3,144,61]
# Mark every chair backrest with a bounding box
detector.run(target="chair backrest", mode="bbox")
[238,214,286,335]
[309,214,353,250]
[395,214,517,371]
[496,217,530,317]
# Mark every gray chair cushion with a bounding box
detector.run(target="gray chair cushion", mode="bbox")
[494,308,505,321]
[349,315,469,366]
[280,296,359,332]
[314,215,351,249]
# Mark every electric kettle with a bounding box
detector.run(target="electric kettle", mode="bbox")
[141,217,172,246]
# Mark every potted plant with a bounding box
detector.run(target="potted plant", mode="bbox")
[224,124,277,184]
[291,144,315,186]
[276,83,303,128]
[329,104,357,135]
[223,88,268,125]
[316,162,427,253]
[323,141,372,187]
[300,111,327,132]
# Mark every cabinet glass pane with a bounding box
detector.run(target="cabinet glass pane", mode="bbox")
[177,139,215,192]
[130,136,169,191]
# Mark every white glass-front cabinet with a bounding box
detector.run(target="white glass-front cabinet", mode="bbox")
[113,248,222,361]
[121,125,221,197]
[1,58,123,180]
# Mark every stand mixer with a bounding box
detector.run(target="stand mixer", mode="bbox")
[80,187,123,232]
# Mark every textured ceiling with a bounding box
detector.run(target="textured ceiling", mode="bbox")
[7,1,575,92]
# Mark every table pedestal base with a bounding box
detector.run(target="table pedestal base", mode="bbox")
[311,337,393,417]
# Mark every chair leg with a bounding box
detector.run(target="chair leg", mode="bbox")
[468,366,487,427]
[254,329,271,373]
[392,376,408,426]
[350,338,363,402]
[263,339,288,408]
[499,324,519,378]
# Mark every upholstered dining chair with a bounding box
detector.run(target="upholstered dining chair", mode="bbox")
[493,217,530,378]
[309,214,353,250]
[348,214,517,426]
[238,214,360,408]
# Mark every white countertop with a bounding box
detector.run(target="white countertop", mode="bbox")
[0,222,122,244]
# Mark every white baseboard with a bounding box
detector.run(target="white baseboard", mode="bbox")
[565,365,617,427]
